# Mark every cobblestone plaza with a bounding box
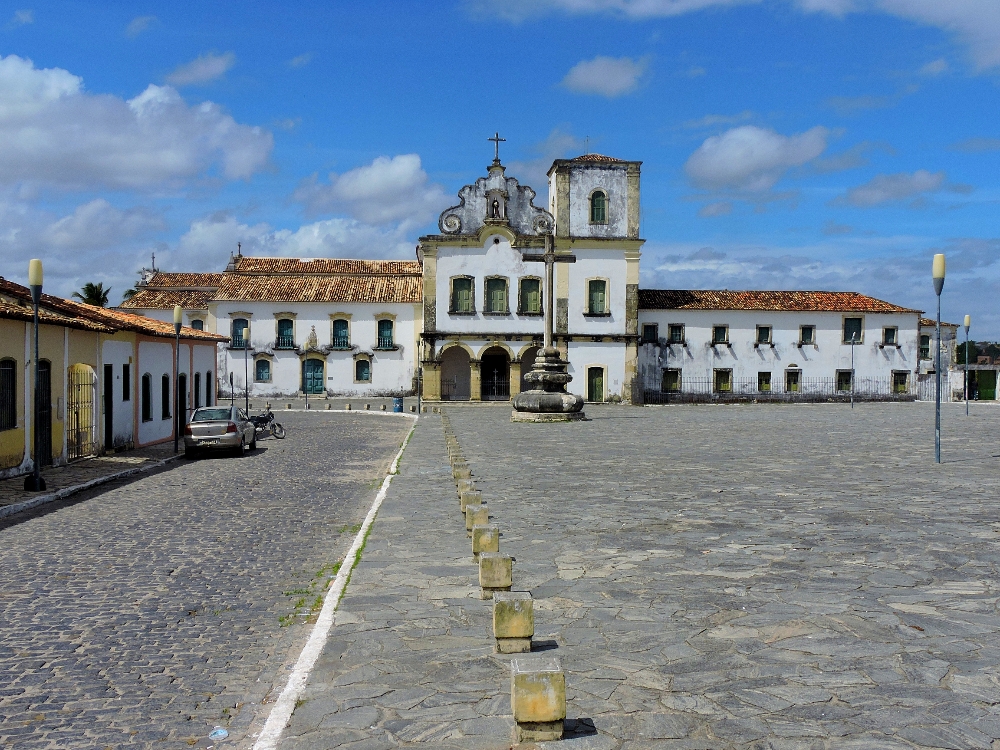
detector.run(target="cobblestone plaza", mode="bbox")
[3,402,1000,749]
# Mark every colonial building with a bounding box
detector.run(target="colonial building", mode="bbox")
[122,147,943,403]
[0,277,224,480]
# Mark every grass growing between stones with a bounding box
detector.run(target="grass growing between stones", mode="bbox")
[279,560,343,626]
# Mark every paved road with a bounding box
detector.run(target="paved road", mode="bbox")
[0,412,411,749]
[283,402,1000,749]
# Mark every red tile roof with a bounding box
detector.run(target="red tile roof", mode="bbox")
[919,317,960,328]
[119,289,214,310]
[233,257,422,276]
[570,153,626,163]
[0,301,115,332]
[145,272,225,289]
[213,274,422,304]
[639,289,922,314]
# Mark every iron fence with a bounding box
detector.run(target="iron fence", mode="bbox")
[642,375,916,404]
[481,372,510,401]
[67,366,98,460]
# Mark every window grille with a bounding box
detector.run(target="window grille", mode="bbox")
[332,319,350,348]
[231,318,248,348]
[276,319,294,349]
[0,359,15,431]
[377,319,394,349]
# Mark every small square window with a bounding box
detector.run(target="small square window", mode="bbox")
[758,372,771,391]
[836,370,853,391]
[919,334,931,360]
[883,327,897,346]
[714,369,732,392]
[893,371,909,393]
[662,368,681,392]
[668,324,684,344]
[756,326,772,345]
[712,326,729,345]
[800,325,815,345]
[641,323,658,343]
[785,370,800,392]
[843,317,863,344]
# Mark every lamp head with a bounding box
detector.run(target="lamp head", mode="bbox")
[173,304,183,334]
[932,253,945,295]
[27,259,43,287]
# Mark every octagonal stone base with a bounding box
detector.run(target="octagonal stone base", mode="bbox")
[511,410,587,423]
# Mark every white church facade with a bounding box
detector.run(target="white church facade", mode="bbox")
[122,148,935,403]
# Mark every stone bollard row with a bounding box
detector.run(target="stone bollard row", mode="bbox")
[439,414,564,743]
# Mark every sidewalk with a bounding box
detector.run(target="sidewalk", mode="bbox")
[0,443,179,518]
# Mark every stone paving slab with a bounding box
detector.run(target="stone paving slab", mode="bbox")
[282,401,1000,749]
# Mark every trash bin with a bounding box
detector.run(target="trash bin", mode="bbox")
[392,397,404,413]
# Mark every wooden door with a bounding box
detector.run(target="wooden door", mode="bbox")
[36,360,52,466]
[587,367,604,402]
[301,359,324,394]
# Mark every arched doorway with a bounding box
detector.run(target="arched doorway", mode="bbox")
[519,346,539,393]
[440,346,471,401]
[480,346,510,401]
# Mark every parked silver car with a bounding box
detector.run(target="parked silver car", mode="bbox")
[184,406,256,458]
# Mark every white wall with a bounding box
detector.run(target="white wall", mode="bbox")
[637,309,920,390]
[567,166,629,238]
[566,340,627,401]
[565,249,629,336]
[137,340,174,445]
[101,340,134,447]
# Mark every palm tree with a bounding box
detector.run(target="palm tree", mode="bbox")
[121,284,140,302]
[72,282,111,307]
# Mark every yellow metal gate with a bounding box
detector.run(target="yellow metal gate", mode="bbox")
[67,364,97,460]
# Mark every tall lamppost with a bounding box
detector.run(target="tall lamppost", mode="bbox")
[243,319,250,415]
[173,305,182,453]
[964,314,971,417]
[850,332,857,409]
[933,253,946,464]
[23,259,46,491]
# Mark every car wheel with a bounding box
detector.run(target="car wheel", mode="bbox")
[249,432,257,451]
[234,438,245,457]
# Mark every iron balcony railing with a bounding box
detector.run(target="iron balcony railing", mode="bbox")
[230,337,248,349]
[275,334,295,349]
[332,335,351,349]
[377,336,394,349]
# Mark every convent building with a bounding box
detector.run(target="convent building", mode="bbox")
[122,150,936,403]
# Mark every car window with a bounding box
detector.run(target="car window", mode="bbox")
[192,408,232,422]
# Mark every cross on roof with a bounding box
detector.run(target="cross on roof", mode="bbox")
[488,132,505,162]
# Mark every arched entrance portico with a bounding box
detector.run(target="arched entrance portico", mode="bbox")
[480,346,510,401]
[440,346,471,401]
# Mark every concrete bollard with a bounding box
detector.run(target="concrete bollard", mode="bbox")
[478,552,512,599]
[365,403,370,410]
[422,405,427,412]
[459,489,482,511]
[472,524,499,559]
[453,465,471,481]
[456,478,475,495]
[381,404,386,411]
[306,403,311,409]
[465,503,488,534]
[511,658,565,742]
[410,405,416,412]
[493,591,533,653]
[286,403,292,409]
[345,403,352,410]
[326,403,331,410]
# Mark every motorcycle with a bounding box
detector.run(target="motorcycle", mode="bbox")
[250,406,286,439]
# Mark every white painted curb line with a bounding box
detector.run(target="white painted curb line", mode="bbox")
[252,414,418,750]
[0,455,182,521]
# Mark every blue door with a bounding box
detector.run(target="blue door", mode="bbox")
[301,359,324,394]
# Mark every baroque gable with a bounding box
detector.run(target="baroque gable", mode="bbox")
[438,161,554,238]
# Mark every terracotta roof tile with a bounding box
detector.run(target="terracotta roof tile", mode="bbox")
[0,301,115,332]
[570,153,626,163]
[146,272,225,288]
[919,316,960,328]
[214,274,422,304]
[233,257,422,275]
[638,289,922,314]
[119,289,214,310]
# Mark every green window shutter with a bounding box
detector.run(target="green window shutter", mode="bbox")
[591,192,607,223]
[521,279,540,313]
[588,280,606,314]
[486,279,506,312]
[453,278,472,312]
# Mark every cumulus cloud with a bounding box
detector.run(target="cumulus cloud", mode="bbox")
[682,110,754,129]
[507,128,583,189]
[919,57,949,75]
[166,51,235,86]
[9,9,33,27]
[813,141,892,173]
[0,54,272,189]
[685,125,829,192]
[950,137,1000,153]
[292,154,448,227]
[698,201,732,217]
[287,53,313,68]
[125,15,157,37]
[834,169,946,207]
[42,199,165,249]
[561,55,649,97]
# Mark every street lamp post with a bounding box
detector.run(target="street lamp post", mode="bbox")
[933,253,946,464]
[851,332,857,409]
[173,305,182,453]
[243,319,250,415]
[23,259,46,492]
[964,314,971,417]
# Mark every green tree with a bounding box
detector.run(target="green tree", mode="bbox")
[71,282,111,307]
[121,284,140,302]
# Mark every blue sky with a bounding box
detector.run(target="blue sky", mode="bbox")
[2,0,1000,333]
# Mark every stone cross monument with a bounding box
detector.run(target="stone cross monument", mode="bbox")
[512,233,586,422]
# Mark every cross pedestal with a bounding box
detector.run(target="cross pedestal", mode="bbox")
[512,234,585,422]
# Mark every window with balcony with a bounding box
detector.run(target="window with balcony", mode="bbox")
[276,319,294,349]
[450,277,474,314]
[484,277,509,314]
[332,319,350,349]
[587,279,607,315]
[519,277,541,315]
[231,318,248,348]
[377,319,394,349]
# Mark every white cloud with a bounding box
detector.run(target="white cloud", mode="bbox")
[0,54,272,189]
[292,154,448,227]
[561,55,649,97]
[166,52,235,86]
[685,125,829,192]
[919,57,949,75]
[835,169,946,207]
[125,15,157,37]
[9,9,33,27]
[951,137,1000,153]
[42,199,165,249]
[682,110,755,129]
[507,128,583,189]
[698,201,732,217]
[877,0,1000,70]
[473,0,758,21]
[287,53,313,68]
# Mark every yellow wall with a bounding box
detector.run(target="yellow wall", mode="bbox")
[0,319,25,470]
